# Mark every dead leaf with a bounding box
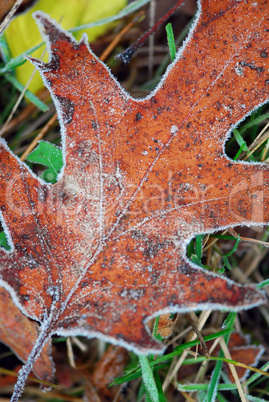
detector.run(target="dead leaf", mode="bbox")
[91,345,129,397]
[147,314,176,338]
[0,0,269,397]
[0,287,54,381]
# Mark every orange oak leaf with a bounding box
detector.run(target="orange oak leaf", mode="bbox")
[0,0,269,398]
[0,287,54,382]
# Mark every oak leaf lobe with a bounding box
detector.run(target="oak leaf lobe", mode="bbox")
[0,0,268,359]
[0,287,54,381]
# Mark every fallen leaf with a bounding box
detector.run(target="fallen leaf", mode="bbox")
[147,314,176,339]
[91,345,129,396]
[0,287,54,381]
[0,0,269,397]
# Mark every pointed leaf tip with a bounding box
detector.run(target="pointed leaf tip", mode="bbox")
[25,55,45,70]
[33,11,74,45]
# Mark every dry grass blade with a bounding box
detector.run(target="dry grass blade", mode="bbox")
[0,0,24,33]
[0,367,58,388]
[162,310,212,392]
[220,337,247,402]
[100,11,145,62]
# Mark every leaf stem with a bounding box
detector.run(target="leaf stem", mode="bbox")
[10,305,57,401]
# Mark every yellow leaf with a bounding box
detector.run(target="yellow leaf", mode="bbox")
[4,0,126,93]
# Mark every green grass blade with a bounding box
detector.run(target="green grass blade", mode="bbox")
[195,234,203,261]
[206,359,223,402]
[245,362,269,386]
[139,355,160,402]
[152,315,160,339]
[155,16,195,78]
[4,74,48,111]
[216,392,229,402]
[156,328,232,365]
[165,23,176,62]
[182,357,208,365]
[233,128,248,151]
[0,42,45,74]
[205,312,236,402]
[233,143,247,160]
[222,256,232,270]
[177,383,238,392]
[245,396,268,402]
[222,312,236,329]
[240,112,269,134]
[190,253,204,267]
[256,279,269,289]
[198,390,208,401]
[113,327,233,386]
[145,388,153,402]
[153,328,233,366]
[112,363,168,385]
[0,35,11,62]
[222,236,240,258]
[153,370,167,402]
[210,234,237,240]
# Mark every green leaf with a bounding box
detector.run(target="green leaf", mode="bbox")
[0,231,11,251]
[27,141,63,184]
